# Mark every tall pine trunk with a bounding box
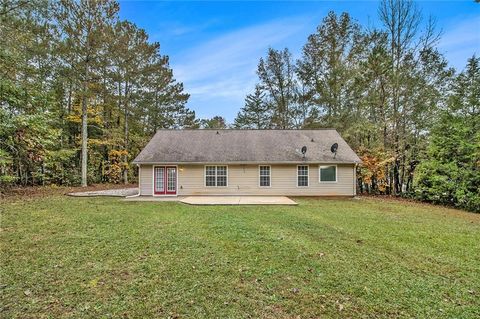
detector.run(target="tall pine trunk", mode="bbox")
[80,42,91,187]
[123,82,129,184]
[123,109,128,184]
[81,90,88,187]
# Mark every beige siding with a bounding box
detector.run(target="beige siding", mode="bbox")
[139,164,153,195]
[139,164,355,196]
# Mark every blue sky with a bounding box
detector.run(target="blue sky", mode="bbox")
[119,1,480,122]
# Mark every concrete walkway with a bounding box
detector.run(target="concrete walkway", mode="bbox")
[68,188,138,197]
[180,196,297,205]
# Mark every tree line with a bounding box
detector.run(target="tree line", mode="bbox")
[1,0,199,187]
[233,1,479,212]
[1,0,478,211]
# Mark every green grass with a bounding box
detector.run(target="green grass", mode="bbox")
[1,196,479,318]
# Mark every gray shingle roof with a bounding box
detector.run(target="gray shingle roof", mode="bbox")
[133,129,361,164]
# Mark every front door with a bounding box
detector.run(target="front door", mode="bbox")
[154,166,177,195]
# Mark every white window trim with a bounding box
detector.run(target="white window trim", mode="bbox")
[296,165,309,187]
[258,165,271,188]
[216,165,228,187]
[204,165,228,187]
[204,165,216,187]
[152,165,178,197]
[319,164,338,183]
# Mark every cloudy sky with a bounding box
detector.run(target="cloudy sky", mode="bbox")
[119,1,480,122]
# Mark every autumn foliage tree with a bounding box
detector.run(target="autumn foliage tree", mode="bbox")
[0,0,195,188]
[234,2,474,211]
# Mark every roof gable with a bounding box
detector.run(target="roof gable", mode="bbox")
[133,129,361,164]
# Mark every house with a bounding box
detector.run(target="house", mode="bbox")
[132,129,361,197]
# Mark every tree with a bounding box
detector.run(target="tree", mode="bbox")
[234,85,272,128]
[110,21,154,183]
[54,0,119,187]
[235,3,454,197]
[106,21,194,183]
[257,48,298,128]
[414,56,480,212]
[354,31,391,149]
[0,0,60,186]
[297,11,368,130]
[0,0,196,189]
[236,48,299,129]
[140,54,192,133]
[201,116,227,129]
[378,0,442,194]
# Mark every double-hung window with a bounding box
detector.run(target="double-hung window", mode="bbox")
[205,165,228,187]
[319,165,337,182]
[297,165,309,187]
[216,166,227,186]
[259,166,271,187]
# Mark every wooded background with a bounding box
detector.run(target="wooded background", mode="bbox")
[1,0,478,212]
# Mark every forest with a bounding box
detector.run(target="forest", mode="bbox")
[0,0,478,212]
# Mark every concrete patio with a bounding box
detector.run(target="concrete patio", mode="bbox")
[68,188,297,205]
[180,196,297,205]
[124,195,297,205]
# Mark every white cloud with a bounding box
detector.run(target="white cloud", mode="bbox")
[173,16,309,81]
[439,17,480,70]
[168,14,479,121]
[169,16,312,119]
[149,19,222,42]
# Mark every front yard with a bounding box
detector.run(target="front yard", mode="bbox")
[1,195,479,318]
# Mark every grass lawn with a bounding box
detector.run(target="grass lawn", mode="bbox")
[1,195,479,318]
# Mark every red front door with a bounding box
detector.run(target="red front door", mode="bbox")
[154,166,177,195]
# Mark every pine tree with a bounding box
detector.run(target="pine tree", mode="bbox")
[297,11,367,129]
[1,0,197,188]
[234,85,272,129]
[259,48,298,128]
[54,0,119,187]
[201,116,227,129]
[414,56,480,212]
[110,21,154,183]
[141,54,191,132]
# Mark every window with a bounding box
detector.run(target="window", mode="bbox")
[259,166,271,187]
[154,167,164,193]
[216,166,227,187]
[205,165,228,187]
[297,165,309,187]
[320,165,337,182]
[205,166,216,186]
